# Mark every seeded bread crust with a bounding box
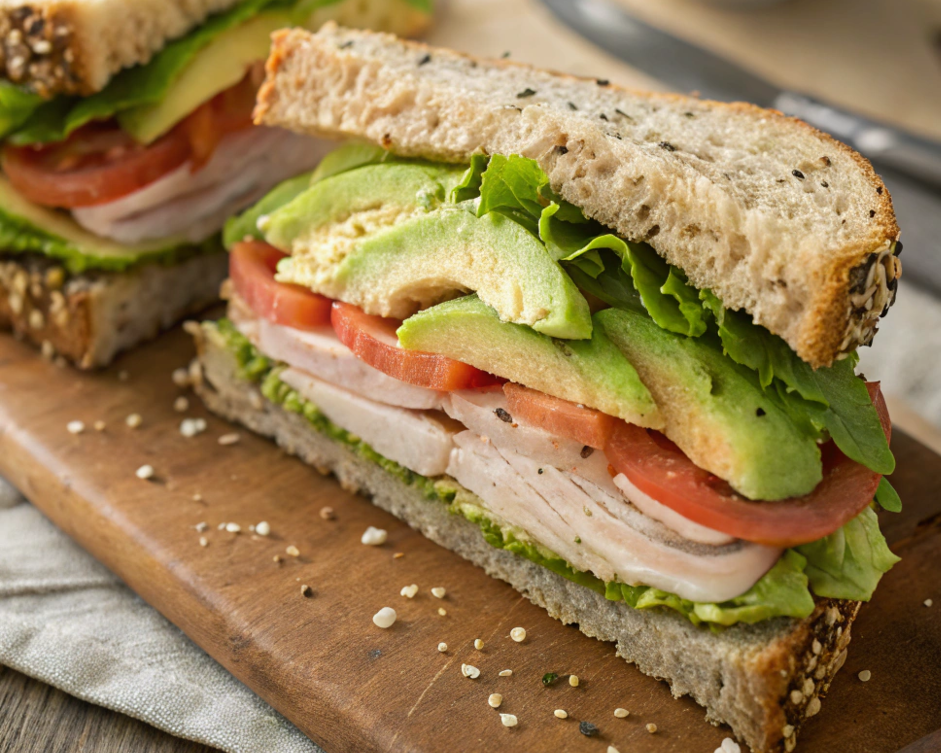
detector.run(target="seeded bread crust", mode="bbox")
[255,25,902,369]
[0,0,432,97]
[0,252,226,367]
[191,322,861,753]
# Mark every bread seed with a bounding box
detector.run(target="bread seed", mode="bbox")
[373,607,396,628]
[488,693,502,708]
[499,713,517,727]
[554,709,567,719]
[510,627,526,642]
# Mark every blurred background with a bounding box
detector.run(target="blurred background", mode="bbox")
[430,0,941,447]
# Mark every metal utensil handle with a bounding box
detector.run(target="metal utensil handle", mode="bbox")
[774,92,941,188]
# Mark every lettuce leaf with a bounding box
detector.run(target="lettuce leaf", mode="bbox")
[874,477,902,513]
[796,506,900,601]
[0,82,45,139]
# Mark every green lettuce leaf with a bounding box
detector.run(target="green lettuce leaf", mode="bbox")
[874,477,902,513]
[796,506,900,601]
[0,82,45,139]
[7,0,287,146]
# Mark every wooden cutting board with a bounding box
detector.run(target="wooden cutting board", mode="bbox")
[0,328,939,753]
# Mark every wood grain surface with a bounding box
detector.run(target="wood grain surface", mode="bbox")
[0,665,216,753]
[0,327,939,753]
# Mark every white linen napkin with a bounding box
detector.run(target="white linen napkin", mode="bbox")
[0,477,321,753]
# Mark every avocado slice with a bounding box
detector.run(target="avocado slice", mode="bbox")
[596,308,822,501]
[0,177,212,273]
[265,163,593,339]
[118,11,291,144]
[397,295,661,427]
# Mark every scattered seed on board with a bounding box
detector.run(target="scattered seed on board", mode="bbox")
[474,639,484,650]
[93,421,106,432]
[499,669,513,677]
[373,607,396,628]
[488,693,503,708]
[437,607,447,616]
[67,420,85,434]
[319,506,335,520]
[126,413,142,428]
[715,737,742,753]
[301,585,313,598]
[361,526,387,546]
[925,599,934,607]
[218,433,240,446]
[255,521,271,536]
[286,545,300,557]
[180,418,207,437]
[608,747,621,753]
[199,537,208,547]
[173,396,189,412]
[461,664,480,679]
[614,708,629,718]
[400,584,419,599]
[135,465,155,480]
[195,522,208,532]
[510,627,526,642]
[172,367,191,388]
[437,642,448,653]
[431,587,446,599]
[499,714,517,728]
[554,709,568,719]
[858,670,872,682]
[646,723,658,734]
[569,675,579,687]
[225,523,241,534]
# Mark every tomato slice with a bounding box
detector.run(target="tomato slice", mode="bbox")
[605,383,892,547]
[230,241,332,330]
[331,301,502,391]
[3,122,191,208]
[3,72,259,208]
[504,382,617,449]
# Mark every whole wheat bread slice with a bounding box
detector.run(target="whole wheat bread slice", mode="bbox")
[0,0,432,97]
[0,252,226,367]
[191,320,861,753]
[255,24,902,369]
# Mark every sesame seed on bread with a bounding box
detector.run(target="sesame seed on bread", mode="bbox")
[0,0,432,98]
[192,321,862,753]
[255,24,902,369]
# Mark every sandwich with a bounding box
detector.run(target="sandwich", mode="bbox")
[191,24,903,753]
[0,0,431,368]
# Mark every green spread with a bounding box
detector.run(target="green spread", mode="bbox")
[211,318,900,628]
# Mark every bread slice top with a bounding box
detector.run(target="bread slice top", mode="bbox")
[0,0,432,98]
[256,24,902,368]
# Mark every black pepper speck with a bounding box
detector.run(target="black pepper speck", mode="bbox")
[557,145,569,155]
[517,88,536,99]
[579,721,599,737]
[538,468,544,475]
[418,53,431,66]
[596,79,609,86]
[599,113,608,121]
[877,186,883,194]
[756,407,766,417]
[494,408,513,423]
[659,141,676,152]
[339,40,353,49]
[821,181,829,188]
[792,169,805,180]
[870,210,876,217]
[580,446,594,458]
[568,101,578,111]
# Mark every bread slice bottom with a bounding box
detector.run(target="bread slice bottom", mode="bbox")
[0,253,226,368]
[192,323,860,753]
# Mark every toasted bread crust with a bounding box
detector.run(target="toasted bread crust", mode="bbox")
[256,25,901,368]
[192,324,864,753]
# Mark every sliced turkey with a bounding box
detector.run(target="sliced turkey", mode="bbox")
[72,127,331,245]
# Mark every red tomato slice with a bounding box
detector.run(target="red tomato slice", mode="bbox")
[3,72,260,208]
[230,241,332,330]
[3,122,191,208]
[504,382,617,449]
[331,301,502,391]
[605,383,892,547]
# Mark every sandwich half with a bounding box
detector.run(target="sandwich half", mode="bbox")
[192,25,903,753]
[0,0,431,367]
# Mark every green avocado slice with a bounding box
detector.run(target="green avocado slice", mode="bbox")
[264,163,592,340]
[596,307,822,501]
[397,294,660,427]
